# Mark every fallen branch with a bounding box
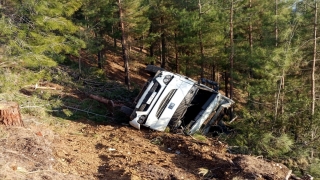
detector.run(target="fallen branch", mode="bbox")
[87,94,114,114]
[229,115,238,124]
[20,105,49,109]
[34,83,56,90]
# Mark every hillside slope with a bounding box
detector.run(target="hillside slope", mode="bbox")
[0,117,291,180]
[0,49,299,180]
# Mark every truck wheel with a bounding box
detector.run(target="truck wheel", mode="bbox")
[120,106,134,116]
[145,65,164,75]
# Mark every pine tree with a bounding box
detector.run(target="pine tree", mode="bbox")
[1,0,85,68]
[117,0,150,88]
[293,0,320,171]
[75,0,119,69]
[145,0,176,69]
[75,0,150,87]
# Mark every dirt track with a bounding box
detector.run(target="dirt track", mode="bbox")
[0,116,291,180]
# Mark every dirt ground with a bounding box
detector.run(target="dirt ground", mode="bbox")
[0,117,291,180]
[0,50,296,180]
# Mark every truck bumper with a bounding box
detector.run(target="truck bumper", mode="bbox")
[129,118,141,130]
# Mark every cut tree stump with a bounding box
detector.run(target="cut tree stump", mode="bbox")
[0,102,24,126]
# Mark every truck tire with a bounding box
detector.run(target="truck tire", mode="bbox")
[120,106,134,116]
[145,65,164,75]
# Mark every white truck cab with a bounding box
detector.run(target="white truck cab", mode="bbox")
[125,65,234,135]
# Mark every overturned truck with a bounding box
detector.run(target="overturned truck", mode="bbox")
[122,65,234,135]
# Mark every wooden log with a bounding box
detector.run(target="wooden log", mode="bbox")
[87,94,114,115]
[0,102,24,126]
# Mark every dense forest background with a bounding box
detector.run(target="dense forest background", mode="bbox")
[1,0,320,177]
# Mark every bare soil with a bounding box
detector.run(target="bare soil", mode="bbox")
[0,50,293,180]
[0,118,291,180]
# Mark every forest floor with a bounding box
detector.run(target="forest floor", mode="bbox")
[0,49,295,180]
[0,118,292,180]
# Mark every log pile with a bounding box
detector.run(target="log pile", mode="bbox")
[0,102,24,126]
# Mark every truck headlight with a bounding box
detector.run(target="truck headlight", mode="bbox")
[163,75,172,84]
[137,115,147,124]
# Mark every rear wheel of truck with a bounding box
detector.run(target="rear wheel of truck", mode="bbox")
[120,106,134,116]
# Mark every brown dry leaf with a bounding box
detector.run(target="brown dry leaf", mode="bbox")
[11,165,17,171]
[35,131,43,136]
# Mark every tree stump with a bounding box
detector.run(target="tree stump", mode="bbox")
[0,102,24,126]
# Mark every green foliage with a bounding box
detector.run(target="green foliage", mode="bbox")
[229,126,294,159]
[259,133,293,157]
[62,108,73,117]
[150,136,163,145]
[1,0,85,68]
[192,132,208,142]
[309,158,320,178]
[164,127,170,133]
[87,67,106,79]
[0,68,51,93]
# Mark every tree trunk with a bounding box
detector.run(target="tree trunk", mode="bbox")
[275,0,278,47]
[312,2,317,117]
[248,0,253,109]
[274,0,285,120]
[114,37,117,48]
[228,0,235,131]
[149,45,155,65]
[160,17,166,69]
[310,1,317,160]
[211,63,216,82]
[199,0,205,79]
[175,32,179,73]
[118,0,130,89]
[225,71,229,97]
[229,0,234,99]
[185,51,190,77]
[94,30,104,70]
[0,102,24,126]
[249,0,253,52]
[149,25,155,65]
[98,50,102,69]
